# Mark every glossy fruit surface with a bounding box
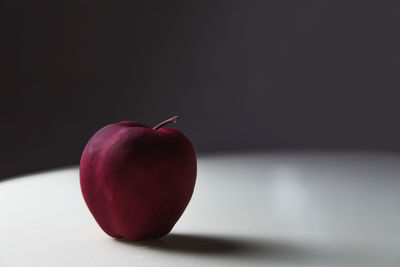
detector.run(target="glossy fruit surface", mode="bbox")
[80,117,196,240]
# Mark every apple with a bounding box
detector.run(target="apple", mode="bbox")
[79,116,197,240]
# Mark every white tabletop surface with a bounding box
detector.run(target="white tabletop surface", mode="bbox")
[1,152,400,267]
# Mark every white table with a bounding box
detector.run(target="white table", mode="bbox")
[1,152,400,267]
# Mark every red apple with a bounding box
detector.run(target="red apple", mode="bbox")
[79,116,197,240]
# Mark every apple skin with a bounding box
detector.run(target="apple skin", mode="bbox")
[79,120,196,241]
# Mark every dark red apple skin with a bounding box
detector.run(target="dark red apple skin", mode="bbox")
[79,121,196,241]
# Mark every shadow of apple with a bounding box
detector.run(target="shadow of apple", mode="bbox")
[113,233,376,266]
[114,233,298,256]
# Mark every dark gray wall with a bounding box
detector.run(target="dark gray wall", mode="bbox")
[2,1,400,178]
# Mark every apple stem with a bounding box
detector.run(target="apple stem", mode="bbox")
[153,116,179,130]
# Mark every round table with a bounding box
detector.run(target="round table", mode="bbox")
[1,152,399,267]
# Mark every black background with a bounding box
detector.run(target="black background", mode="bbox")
[2,1,400,178]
